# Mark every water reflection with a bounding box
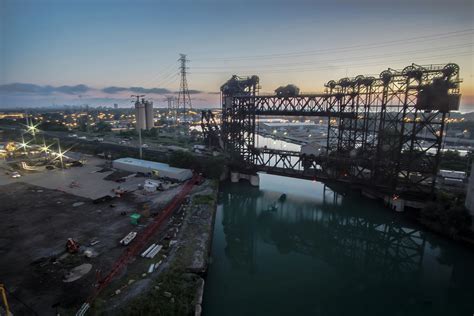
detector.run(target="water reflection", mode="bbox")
[221,183,426,280]
[206,177,474,316]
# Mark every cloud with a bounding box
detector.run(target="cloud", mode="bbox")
[171,89,203,95]
[0,83,91,95]
[55,84,90,95]
[102,86,173,94]
[101,86,128,94]
[0,82,209,99]
[185,89,201,95]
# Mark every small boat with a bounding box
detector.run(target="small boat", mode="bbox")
[265,202,278,212]
[279,194,287,202]
[120,231,137,245]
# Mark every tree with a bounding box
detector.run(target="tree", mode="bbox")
[420,192,472,236]
[439,150,470,172]
[95,121,112,132]
[40,121,68,131]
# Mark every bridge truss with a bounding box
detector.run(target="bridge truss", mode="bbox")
[205,64,461,198]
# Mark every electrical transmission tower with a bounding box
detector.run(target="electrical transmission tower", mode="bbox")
[177,54,191,121]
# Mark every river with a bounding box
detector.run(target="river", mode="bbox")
[202,173,474,316]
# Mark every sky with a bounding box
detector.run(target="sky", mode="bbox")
[0,0,473,109]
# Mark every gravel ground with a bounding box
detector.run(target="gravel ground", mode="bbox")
[0,182,140,315]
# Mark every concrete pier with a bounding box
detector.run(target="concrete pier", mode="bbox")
[230,171,260,187]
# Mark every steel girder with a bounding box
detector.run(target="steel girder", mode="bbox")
[219,63,461,198]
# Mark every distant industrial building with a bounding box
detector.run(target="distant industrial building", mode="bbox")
[134,97,154,130]
[113,157,192,181]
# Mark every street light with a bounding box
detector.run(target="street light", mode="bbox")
[54,138,64,169]
[41,137,53,154]
[19,134,32,154]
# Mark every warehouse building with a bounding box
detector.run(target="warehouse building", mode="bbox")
[113,157,192,181]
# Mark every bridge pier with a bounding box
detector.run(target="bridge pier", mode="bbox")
[385,196,405,212]
[230,171,260,187]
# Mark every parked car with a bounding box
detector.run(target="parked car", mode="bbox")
[11,171,21,178]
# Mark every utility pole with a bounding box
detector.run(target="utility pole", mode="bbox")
[177,54,192,122]
[166,96,173,114]
[21,134,27,154]
[138,128,143,159]
[131,95,145,159]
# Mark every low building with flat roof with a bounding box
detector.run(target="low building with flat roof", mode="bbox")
[113,157,192,181]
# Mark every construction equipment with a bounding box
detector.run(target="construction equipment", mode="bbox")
[66,238,79,254]
[275,84,300,97]
[0,283,11,316]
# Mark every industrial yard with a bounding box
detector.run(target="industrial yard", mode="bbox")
[1,0,473,314]
[0,153,217,315]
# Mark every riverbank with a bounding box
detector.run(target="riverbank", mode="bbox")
[102,180,219,315]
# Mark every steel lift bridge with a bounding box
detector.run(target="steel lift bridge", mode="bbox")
[202,63,461,199]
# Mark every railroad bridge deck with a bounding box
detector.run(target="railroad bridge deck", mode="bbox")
[202,63,462,199]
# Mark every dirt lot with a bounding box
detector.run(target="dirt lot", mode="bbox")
[0,182,141,314]
[0,154,218,315]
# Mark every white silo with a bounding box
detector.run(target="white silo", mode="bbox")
[135,100,146,130]
[145,100,154,130]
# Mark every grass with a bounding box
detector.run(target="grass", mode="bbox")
[192,194,215,205]
[118,266,198,316]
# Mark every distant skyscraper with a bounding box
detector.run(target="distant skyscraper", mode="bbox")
[114,103,118,109]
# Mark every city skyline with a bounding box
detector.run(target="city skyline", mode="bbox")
[1,0,473,108]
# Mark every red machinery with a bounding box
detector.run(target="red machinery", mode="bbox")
[66,238,79,253]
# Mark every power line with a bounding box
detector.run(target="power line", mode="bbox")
[136,62,177,87]
[153,71,179,87]
[193,29,473,61]
[192,42,473,70]
[157,73,179,88]
[190,51,473,75]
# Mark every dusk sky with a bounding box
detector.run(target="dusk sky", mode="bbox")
[1,0,473,109]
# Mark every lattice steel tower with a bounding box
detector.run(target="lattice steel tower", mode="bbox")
[177,54,192,119]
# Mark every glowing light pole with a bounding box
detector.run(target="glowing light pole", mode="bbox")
[55,138,64,169]
[20,134,28,154]
[41,136,52,160]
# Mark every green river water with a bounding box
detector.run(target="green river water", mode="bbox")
[202,174,474,316]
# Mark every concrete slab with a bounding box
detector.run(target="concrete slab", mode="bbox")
[0,156,144,199]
